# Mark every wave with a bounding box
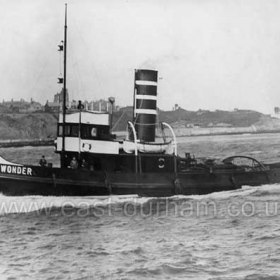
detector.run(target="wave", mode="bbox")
[1,183,280,215]
[171,184,280,201]
[245,184,280,197]
[0,194,140,215]
[185,184,280,201]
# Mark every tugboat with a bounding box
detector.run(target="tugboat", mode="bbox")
[1,5,280,196]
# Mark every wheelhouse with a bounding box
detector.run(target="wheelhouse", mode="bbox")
[56,110,120,158]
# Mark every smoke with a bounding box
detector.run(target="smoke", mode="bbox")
[138,54,180,70]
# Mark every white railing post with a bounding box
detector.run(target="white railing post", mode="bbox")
[162,122,177,174]
[127,121,138,173]
[162,122,177,156]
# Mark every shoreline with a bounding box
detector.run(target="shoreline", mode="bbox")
[116,129,280,138]
[0,139,54,148]
[174,129,280,138]
[1,129,280,148]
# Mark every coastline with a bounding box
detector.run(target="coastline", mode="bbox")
[113,129,280,140]
[1,128,280,148]
[0,139,54,148]
[172,128,280,138]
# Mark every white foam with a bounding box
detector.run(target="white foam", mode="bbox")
[1,184,280,214]
[168,184,280,201]
[0,156,21,166]
[0,194,148,215]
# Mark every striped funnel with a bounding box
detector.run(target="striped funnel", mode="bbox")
[134,69,158,142]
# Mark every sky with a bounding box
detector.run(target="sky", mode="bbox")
[1,0,280,114]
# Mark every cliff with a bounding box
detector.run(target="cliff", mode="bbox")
[0,113,57,140]
[112,107,280,134]
[0,108,279,142]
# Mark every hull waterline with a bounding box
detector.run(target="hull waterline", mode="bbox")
[1,162,280,196]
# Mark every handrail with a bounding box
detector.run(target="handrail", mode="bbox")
[223,155,265,167]
[161,122,177,156]
[161,122,177,174]
[127,121,138,156]
[127,121,138,173]
[222,155,267,170]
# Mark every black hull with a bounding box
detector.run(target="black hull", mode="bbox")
[1,163,280,196]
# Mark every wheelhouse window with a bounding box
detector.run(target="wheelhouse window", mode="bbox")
[71,125,79,137]
[65,125,71,136]
[81,124,110,140]
[57,123,110,139]
[57,124,79,137]
[58,125,63,136]
[91,127,97,137]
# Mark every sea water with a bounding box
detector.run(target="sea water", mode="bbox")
[1,133,280,280]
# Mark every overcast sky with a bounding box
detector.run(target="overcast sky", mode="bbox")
[1,0,280,113]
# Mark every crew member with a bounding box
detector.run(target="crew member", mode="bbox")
[81,159,88,169]
[70,157,78,169]
[39,155,47,167]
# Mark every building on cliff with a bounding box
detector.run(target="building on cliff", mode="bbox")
[70,99,119,112]
[45,89,120,114]
[2,98,43,113]
[45,89,69,113]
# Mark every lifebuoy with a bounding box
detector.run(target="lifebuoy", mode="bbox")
[82,143,92,151]
[158,158,165,168]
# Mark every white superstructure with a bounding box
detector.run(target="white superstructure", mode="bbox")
[56,110,119,155]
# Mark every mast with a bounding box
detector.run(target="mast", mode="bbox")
[61,3,67,167]
[133,69,136,120]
